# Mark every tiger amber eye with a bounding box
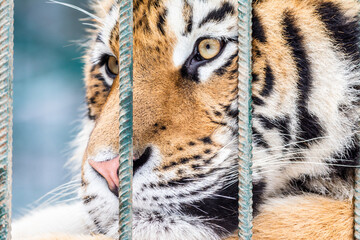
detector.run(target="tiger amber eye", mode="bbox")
[198,39,221,60]
[107,56,119,75]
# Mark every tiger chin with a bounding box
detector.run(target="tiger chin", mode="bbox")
[12,0,360,239]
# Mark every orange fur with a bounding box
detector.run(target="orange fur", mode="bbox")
[80,0,360,238]
[252,196,354,240]
[223,196,353,240]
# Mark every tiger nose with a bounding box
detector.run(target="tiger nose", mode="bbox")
[89,157,119,196]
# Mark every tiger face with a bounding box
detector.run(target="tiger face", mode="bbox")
[78,0,360,239]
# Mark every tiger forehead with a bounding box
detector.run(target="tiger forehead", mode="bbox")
[105,0,170,53]
[109,0,239,43]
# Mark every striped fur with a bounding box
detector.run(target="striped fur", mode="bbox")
[12,0,360,239]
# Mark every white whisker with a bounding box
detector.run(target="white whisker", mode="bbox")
[82,22,100,28]
[48,0,103,23]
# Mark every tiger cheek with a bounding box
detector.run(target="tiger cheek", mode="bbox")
[84,79,120,163]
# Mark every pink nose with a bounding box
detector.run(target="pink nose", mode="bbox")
[89,157,120,195]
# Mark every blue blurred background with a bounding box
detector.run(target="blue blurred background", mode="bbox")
[13,0,90,218]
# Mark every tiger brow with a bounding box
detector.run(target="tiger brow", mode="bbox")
[198,2,235,28]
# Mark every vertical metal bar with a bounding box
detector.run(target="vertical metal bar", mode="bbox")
[118,0,133,239]
[0,0,13,239]
[237,0,253,239]
[353,4,360,239]
[351,136,360,227]
[355,161,360,239]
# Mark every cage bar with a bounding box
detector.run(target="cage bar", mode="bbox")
[351,137,360,230]
[353,4,360,239]
[355,165,360,239]
[0,0,13,239]
[118,0,134,239]
[237,0,253,239]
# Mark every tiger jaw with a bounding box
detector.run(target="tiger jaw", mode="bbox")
[82,139,239,237]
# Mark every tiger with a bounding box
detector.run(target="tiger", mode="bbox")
[12,0,360,239]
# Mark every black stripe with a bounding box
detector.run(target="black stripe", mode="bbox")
[282,12,323,147]
[330,136,359,181]
[133,0,144,12]
[252,126,269,148]
[283,174,318,195]
[96,34,103,43]
[198,2,234,27]
[89,97,96,104]
[276,116,291,144]
[137,15,151,33]
[83,195,96,204]
[316,2,360,63]
[147,0,160,10]
[227,107,239,118]
[167,168,220,187]
[94,73,105,83]
[87,107,95,120]
[181,180,238,235]
[215,53,237,76]
[256,115,291,144]
[252,72,259,82]
[93,73,110,91]
[157,9,167,35]
[90,64,96,73]
[260,64,274,97]
[184,7,193,35]
[252,10,266,43]
[252,180,266,216]
[257,115,274,129]
[185,17,193,35]
[92,217,106,235]
[252,96,265,106]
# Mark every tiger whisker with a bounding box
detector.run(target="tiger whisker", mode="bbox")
[34,186,79,208]
[254,162,359,176]
[259,161,358,167]
[30,180,81,210]
[257,154,357,164]
[252,151,328,163]
[48,0,104,23]
[253,135,337,153]
[82,22,99,28]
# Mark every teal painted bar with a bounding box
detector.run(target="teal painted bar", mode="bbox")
[352,130,360,226]
[0,0,13,239]
[237,0,253,239]
[355,164,360,239]
[354,4,360,239]
[118,0,134,239]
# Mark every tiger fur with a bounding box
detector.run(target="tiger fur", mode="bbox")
[12,0,360,239]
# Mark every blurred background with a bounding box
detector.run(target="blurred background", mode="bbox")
[13,0,90,218]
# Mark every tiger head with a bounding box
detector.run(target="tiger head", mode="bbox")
[77,0,360,239]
